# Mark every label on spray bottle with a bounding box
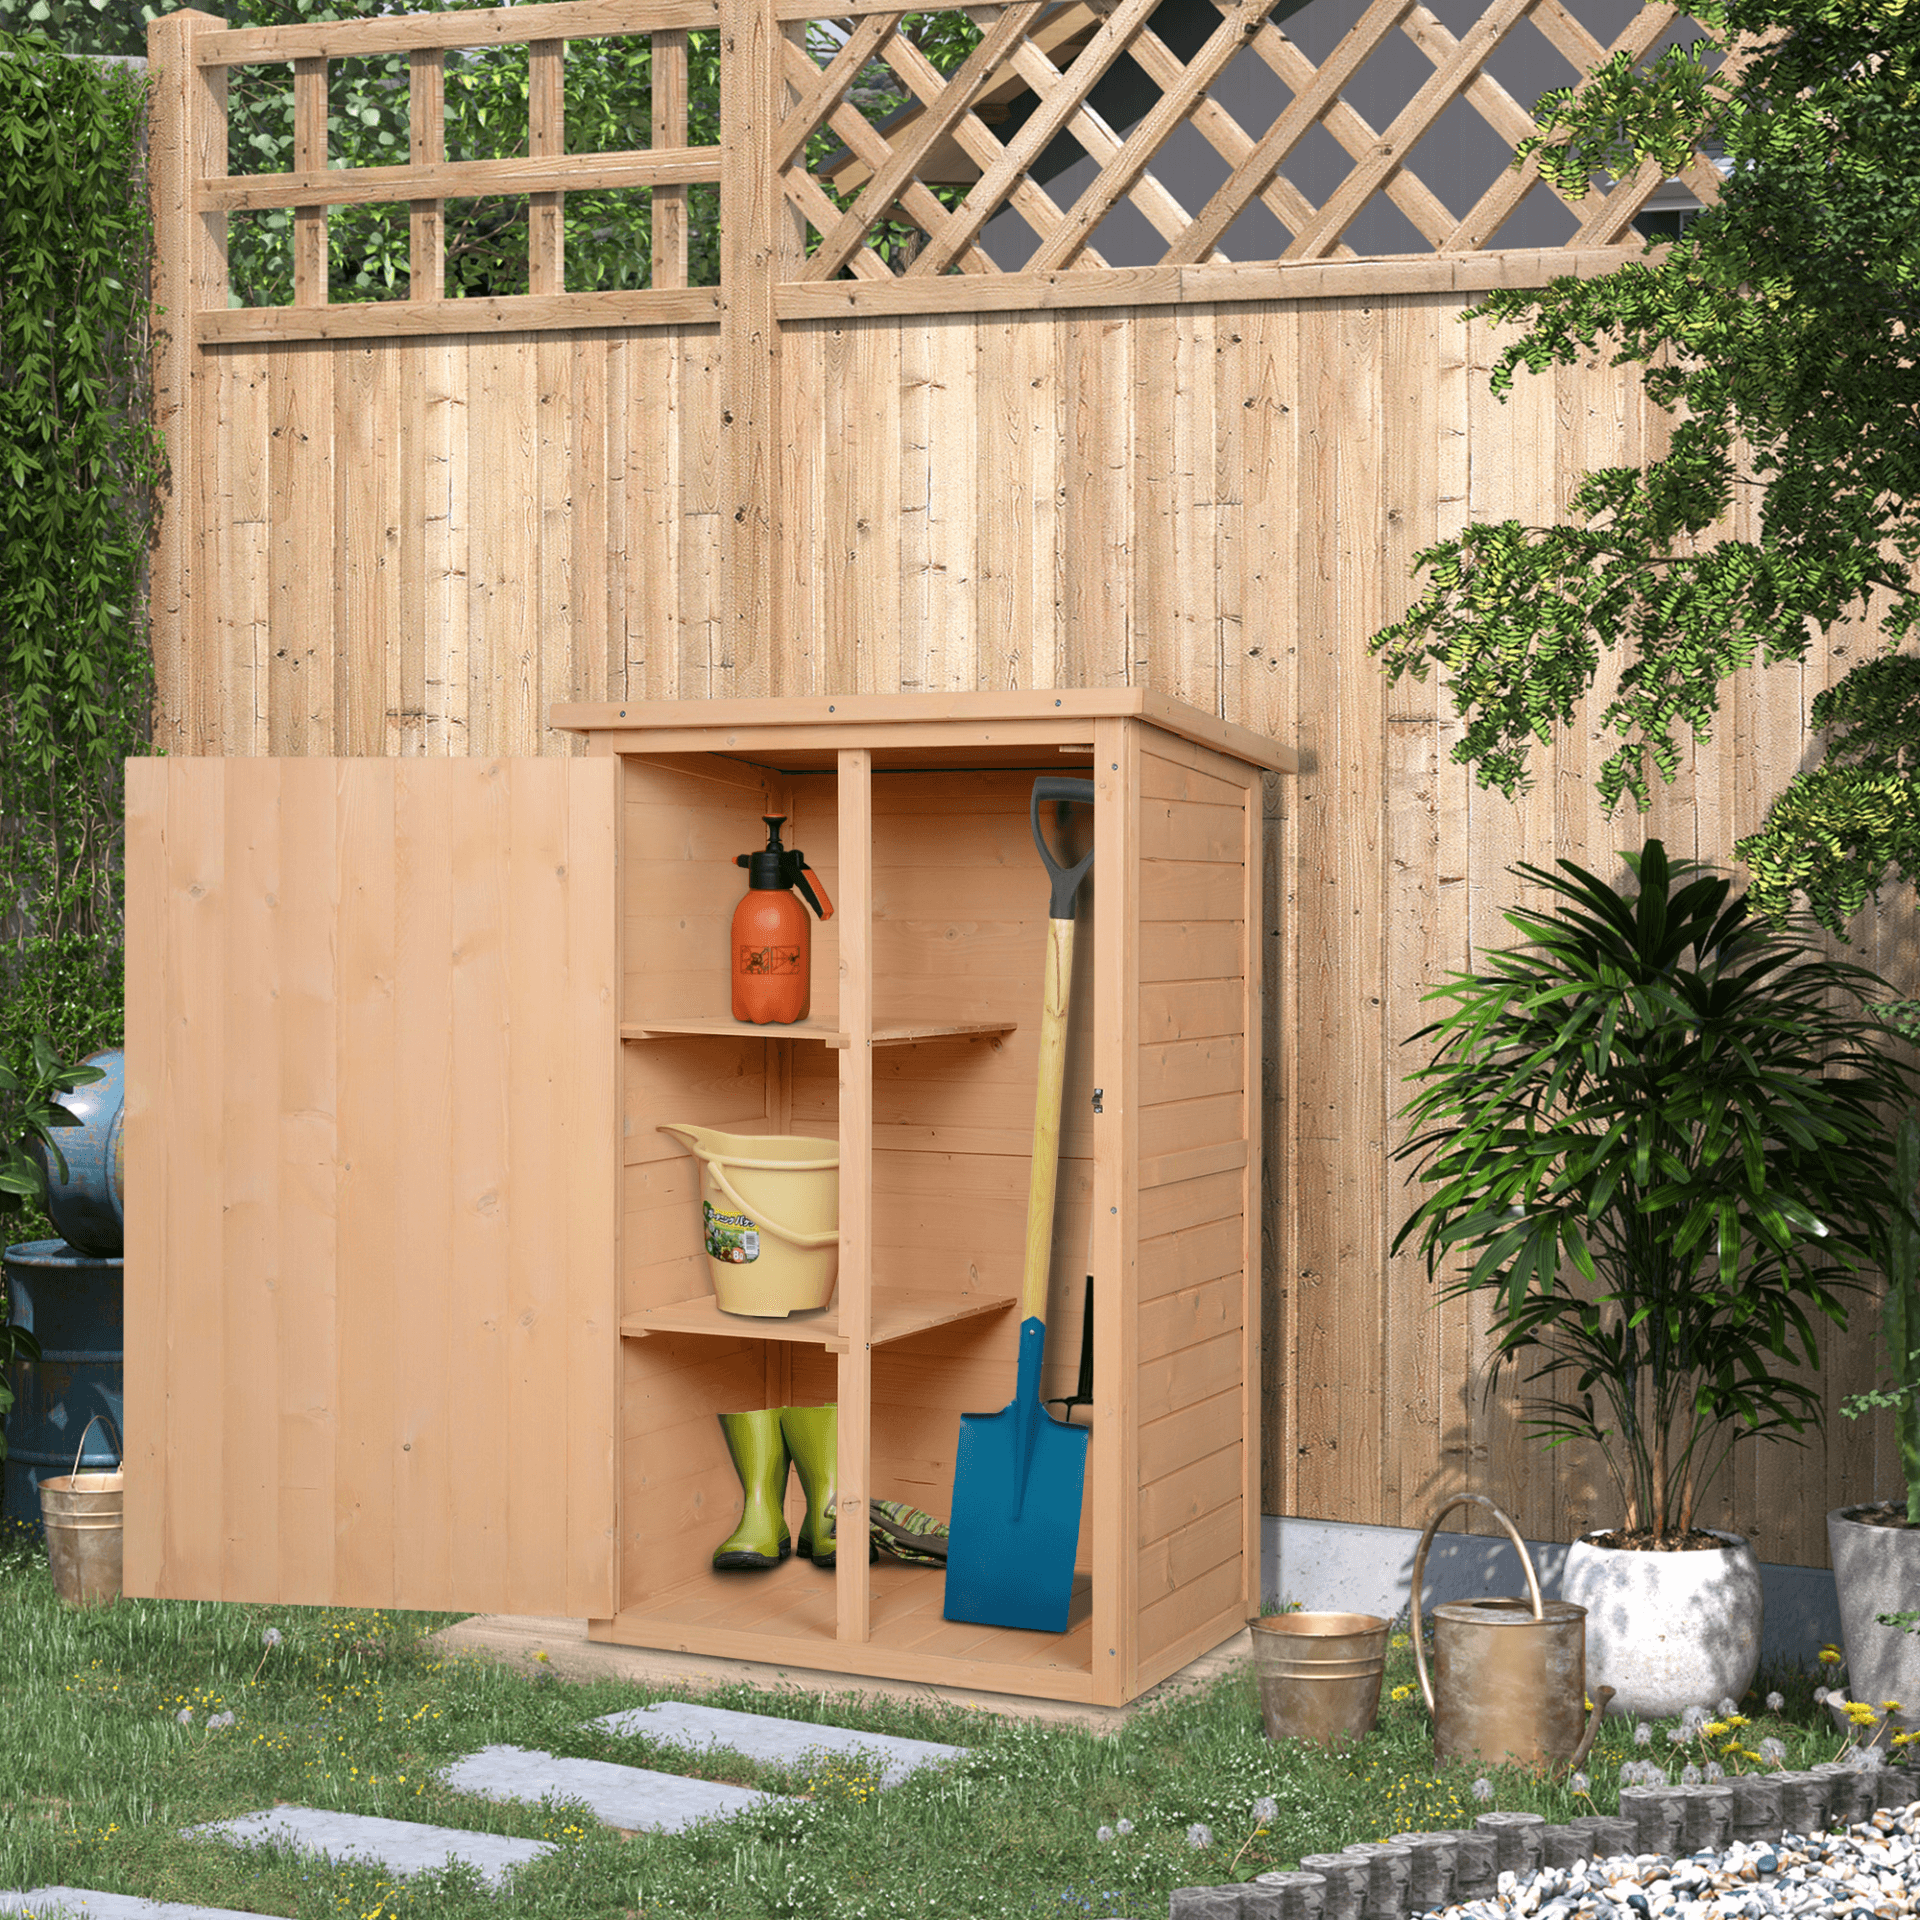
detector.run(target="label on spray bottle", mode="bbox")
[737,944,802,976]
[704,1202,761,1264]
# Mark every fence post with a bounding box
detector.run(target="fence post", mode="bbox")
[146,8,228,755]
[717,0,783,698]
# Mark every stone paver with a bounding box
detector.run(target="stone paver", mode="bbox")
[594,1699,967,1787]
[441,1744,780,1832]
[185,1808,551,1889]
[0,1897,289,1920]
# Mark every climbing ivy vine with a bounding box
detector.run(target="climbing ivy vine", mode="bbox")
[0,32,156,1235]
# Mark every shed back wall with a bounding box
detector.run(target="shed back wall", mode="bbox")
[165,286,1920,1574]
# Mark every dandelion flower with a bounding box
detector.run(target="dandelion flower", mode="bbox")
[1766,1693,1785,1714]
[1097,1826,1115,1843]
[1116,1819,1134,1836]
[1471,1778,1494,1804]
[1390,1634,1410,1651]
[1187,1823,1213,1850]
[1880,1700,1903,1713]
[1815,1687,1831,1706]
[1704,1762,1725,1783]
[1633,1722,1652,1746]
[1252,1797,1279,1825]
[1717,1698,1738,1717]
[1703,1722,1729,1738]
[1819,1645,1843,1666]
[1758,1738,1786,1765]
[1680,1763,1702,1786]
[209,1711,235,1730]
[262,1627,282,1648]
[1569,1772,1591,1796]
[1391,1684,1415,1703]
[1667,1729,1688,1746]
[176,1707,193,1725]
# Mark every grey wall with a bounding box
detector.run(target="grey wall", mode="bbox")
[1262,1514,1843,1672]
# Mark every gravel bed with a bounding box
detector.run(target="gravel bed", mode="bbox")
[1168,1766,1920,1920]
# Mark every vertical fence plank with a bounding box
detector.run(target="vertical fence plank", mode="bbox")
[147,8,229,754]
[409,49,445,301]
[293,58,328,307]
[653,28,690,290]
[530,40,566,297]
[717,0,782,697]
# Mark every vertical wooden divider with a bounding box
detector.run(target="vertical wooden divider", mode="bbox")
[408,49,445,300]
[293,58,328,307]
[717,0,782,696]
[146,8,228,755]
[652,29,689,289]
[529,40,565,296]
[835,748,873,1645]
[1092,717,1139,1705]
[1238,762,1265,1620]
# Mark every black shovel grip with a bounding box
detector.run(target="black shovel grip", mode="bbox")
[1031,778,1096,920]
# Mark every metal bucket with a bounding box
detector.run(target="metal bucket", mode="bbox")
[2,1238,124,1530]
[1248,1611,1390,1744]
[39,1412,123,1608]
[1412,1493,1609,1771]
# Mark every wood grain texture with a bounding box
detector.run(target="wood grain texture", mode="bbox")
[122,758,618,1611]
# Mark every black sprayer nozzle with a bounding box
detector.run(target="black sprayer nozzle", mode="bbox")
[736,816,833,919]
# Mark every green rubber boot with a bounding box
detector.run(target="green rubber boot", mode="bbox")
[779,1404,841,1566]
[713,1410,793,1570]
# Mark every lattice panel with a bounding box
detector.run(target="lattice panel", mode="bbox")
[780,0,1738,276]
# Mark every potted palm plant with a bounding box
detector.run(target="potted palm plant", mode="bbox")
[1393,842,1916,1719]
[1827,1107,1920,1751]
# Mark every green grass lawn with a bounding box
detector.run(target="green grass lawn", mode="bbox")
[0,1519,1875,1920]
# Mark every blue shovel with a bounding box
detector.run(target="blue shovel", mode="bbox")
[943,777,1095,1634]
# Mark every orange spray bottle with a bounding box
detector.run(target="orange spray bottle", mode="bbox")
[732,817,835,1024]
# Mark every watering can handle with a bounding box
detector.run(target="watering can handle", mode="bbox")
[68,1410,124,1479]
[1409,1492,1544,1718]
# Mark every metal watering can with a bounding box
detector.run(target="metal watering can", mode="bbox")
[1411,1494,1613,1774]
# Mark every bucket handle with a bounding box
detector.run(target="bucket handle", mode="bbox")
[67,1410,124,1479]
[1409,1492,1543,1717]
[705,1157,840,1253]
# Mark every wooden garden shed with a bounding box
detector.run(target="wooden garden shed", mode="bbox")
[127,0,1919,1674]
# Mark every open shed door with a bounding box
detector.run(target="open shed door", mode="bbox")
[124,757,618,1617]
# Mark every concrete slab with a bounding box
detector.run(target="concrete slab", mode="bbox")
[0,1896,289,1920]
[185,1808,551,1889]
[595,1700,966,1786]
[427,1614,1252,1730]
[440,1745,778,1833]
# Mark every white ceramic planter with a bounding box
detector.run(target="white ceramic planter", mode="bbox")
[1828,1503,1920,1736]
[1561,1528,1763,1720]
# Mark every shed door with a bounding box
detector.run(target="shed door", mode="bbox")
[124,757,618,1617]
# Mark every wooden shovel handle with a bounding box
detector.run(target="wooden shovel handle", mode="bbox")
[1021,914,1075,1324]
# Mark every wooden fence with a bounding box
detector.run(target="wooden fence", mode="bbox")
[143,0,1915,1571]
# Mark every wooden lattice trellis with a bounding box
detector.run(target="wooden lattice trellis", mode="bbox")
[776,0,1738,279]
[147,0,1754,792]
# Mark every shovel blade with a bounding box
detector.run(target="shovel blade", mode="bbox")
[942,1397,1089,1633]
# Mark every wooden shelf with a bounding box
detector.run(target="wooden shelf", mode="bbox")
[622,1017,1015,1049]
[620,1284,1018,1351]
[591,1554,1096,1701]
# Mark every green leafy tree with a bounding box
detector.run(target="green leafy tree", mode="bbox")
[1393,842,1916,1543]
[1367,0,1920,939]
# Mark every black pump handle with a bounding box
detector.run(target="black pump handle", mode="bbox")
[1031,778,1096,921]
